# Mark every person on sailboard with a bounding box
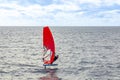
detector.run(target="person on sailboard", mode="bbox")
[42,47,58,63]
[54,55,58,62]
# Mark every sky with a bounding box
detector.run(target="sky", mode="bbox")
[0,0,120,26]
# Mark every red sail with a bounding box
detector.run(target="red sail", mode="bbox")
[43,26,55,64]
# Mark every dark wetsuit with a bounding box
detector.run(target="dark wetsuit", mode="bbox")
[54,55,58,62]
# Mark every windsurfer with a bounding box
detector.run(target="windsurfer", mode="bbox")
[54,55,58,62]
[42,49,58,63]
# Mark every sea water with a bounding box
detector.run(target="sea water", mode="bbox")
[0,27,120,80]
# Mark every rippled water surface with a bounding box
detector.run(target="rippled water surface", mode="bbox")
[0,27,120,80]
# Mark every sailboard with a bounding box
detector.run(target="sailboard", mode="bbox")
[43,26,57,66]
